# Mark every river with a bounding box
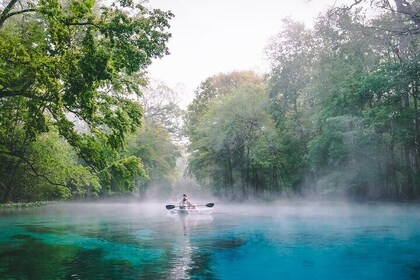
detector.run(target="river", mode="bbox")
[0,201,419,279]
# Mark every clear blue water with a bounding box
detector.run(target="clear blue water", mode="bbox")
[0,202,419,280]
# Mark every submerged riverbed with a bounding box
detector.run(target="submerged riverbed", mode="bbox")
[0,201,419,279]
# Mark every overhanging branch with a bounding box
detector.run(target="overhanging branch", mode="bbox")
[0,0,18,28]
[0,148,69,188]
[21,156,69,188]
[394,0,420,29]
[0,0,35,28]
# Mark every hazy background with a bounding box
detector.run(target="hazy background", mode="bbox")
[147,0,353,107]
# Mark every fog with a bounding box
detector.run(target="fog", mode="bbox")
[40,198,420,222]
[3,197,419,279]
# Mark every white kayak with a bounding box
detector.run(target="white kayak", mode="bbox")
[170,208,212,215]
[165,203,214,215]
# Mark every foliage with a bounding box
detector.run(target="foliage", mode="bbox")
[266,0,420,200]
[0,201,49,208]
[0,0,173,201]
[2,0,420,202]
[185,72,302,199]
[184,1,420,201]
[307,116,382,197]
[0,129,100,202]
[186,71,265,137]
[125,121,180,195]
[140,80,184,141]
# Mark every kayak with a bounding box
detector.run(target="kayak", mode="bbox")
[165,203,214,215]
[170,208,212,215]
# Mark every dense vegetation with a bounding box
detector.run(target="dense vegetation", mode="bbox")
[1,0,419,202]
[0,0,180,202]
[185,0,420,201]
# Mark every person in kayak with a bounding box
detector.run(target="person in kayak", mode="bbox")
[180,194,196,209]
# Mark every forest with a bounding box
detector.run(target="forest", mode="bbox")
[0,0,419,203]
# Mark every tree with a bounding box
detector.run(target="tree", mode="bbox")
[0,128,100,202]
[186,71,265,133]
[139,80,184,141]
[125,122,180,197]
[186,72,301,199]
[264,0,420,200]
[124,80,182,197]
[0,0,173,200]
[265,18,315,140]
[323,0,420,199]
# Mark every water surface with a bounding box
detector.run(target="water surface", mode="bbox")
[0,202,419,279]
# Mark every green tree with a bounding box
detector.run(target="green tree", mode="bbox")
[121,80,183,197]
[265,1,420,200]
[125,122,180,197]
[140,80,184,141]
[185,71,265,139]
[0,0,173,200]
[265,18,315,140]
[315,0,420,199]
[186,72,266,198]
[0,128,100,202]
[186,72,301,199]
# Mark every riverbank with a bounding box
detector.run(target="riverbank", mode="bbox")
[0,201,50,208]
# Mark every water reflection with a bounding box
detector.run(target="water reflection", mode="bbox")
[169,231,193,279]
[167,211,214,279]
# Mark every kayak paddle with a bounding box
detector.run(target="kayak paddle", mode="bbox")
[165,203,214,210]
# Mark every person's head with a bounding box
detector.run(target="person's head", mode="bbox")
[183,194,188,201]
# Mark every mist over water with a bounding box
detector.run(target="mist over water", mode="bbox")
[1,200,419,279]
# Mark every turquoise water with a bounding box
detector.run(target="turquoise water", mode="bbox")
[0,202,419,279]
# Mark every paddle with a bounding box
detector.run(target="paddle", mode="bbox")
[165,203,214,210]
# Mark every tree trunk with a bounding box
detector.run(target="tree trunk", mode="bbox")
[394,1,415,200]
[412,82,420,198]
[293,98,304,140]
[0,0,18,28]
[393,0,420,30]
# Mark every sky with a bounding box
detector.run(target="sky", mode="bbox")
[146,0,350,107]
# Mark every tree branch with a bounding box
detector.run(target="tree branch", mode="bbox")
[327,0,363,20]
[65,21,100,28]
[0,0,36,28]
[5,8,36,18]
[0,148,69,188]
[0,81,33,99]
[347,0,363,10]
[0,90,24,98]
[394,0,420,29]
[20,156,69,188]
[0,0,18,28]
